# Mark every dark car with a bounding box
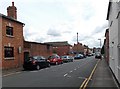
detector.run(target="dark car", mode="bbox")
[23,56,50,70]
[48,54,63,65]
[95,52,102,59]
[61,55,74,62]
[74,54,84,59]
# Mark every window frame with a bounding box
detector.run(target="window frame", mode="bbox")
[4,46,14,59]
[6,26,14,36]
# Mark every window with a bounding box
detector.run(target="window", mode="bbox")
[110,21,113,27]
[6,26,13,36]
[4,46,14,58]
[116,11,120,19]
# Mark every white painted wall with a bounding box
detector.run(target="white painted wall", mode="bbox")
[118,2,120,83]
[109,2,120,83]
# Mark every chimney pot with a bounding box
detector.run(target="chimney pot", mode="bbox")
[12,2,14,6]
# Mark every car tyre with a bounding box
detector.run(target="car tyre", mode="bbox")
[48,63,51,67]
[36,65,40,70]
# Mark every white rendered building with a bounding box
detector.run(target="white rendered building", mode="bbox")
[107,1,120,84]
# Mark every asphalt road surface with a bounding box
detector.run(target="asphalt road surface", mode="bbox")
[2,56,98,89]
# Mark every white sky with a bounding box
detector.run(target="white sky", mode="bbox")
[0,0,109,48]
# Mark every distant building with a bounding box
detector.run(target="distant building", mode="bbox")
[93,47,101,53]
[72,42,84,54]
[107,1,120,84]
[1,2,24,69]
[72,43,93,55]
[45,41,72,56]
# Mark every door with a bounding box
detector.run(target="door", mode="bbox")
[24,52,29,62]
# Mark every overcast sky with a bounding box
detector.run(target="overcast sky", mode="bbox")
[1,0,109,48]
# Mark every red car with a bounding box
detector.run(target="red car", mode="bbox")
[48,54,63,65]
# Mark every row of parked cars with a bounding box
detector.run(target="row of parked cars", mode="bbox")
[23,54,74,70]
[74,53,95,59]
[23,53,96,70]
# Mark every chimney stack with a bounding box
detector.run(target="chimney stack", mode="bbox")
[7,2,17,19]
[12,2,14,6]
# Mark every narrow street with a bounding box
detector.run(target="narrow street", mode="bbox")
[3,57,98,88]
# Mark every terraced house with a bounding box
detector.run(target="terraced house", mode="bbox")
[0,2,24,69]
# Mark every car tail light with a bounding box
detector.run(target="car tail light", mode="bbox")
[47,60,50,62]
[32,60,36,65]
[53,59,56,61]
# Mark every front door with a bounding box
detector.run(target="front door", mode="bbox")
[24,52,29,62]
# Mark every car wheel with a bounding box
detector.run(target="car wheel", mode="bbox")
[36,65,40,70]
[48,63,51,67]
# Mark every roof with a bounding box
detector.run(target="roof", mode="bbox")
[45,41,72,47]
[0,13,24,25]
[106,2,112,20]
[24,41,52,46]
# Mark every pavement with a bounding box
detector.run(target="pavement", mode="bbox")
[87,58,119,88]
[2,67,23,76]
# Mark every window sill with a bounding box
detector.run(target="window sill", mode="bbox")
[6,35,14,38]
[4,57,15,60]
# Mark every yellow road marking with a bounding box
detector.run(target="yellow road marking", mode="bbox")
[79,59,100,89]
[79,78,88,89]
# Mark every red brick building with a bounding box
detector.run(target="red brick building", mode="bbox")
[24,41,53,61]
[72,42,85,54]
[104,29,109,64]
[1,2,24,69]
[45,41,72,56]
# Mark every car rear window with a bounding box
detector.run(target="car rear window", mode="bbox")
[29,56,38,61]
[62,56,67,58]
[32,56,38,60]
[48,56,55,59]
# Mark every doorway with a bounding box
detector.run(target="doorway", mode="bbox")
[24,52,29,62]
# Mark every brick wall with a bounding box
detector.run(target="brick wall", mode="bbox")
[24,41,53,59]
[53,45,71,56]
[105,29,109,64]
[0,16,2,69]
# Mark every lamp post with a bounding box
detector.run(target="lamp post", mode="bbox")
[98,39,101,48]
